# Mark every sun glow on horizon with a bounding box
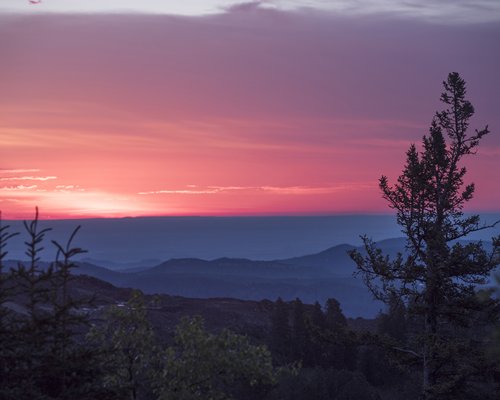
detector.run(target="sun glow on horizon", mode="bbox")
[0,176,386,220]
[1,8,499,218]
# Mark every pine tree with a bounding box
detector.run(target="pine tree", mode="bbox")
[270,297,291,362]
[322,298,357,370]
[9,209,56,398]
[0,213,19,395]
[291,298,308,362]
[311,301,326,330]
[377,293,407,344]
[349,72,500,399]
[306,301,328,366]
[0,209,103,399]
[325,298,347,331]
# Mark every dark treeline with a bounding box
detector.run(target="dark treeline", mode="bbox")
[266,293,499,399]
[269,299,410,400]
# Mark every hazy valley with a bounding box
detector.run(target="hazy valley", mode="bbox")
[5,234,496,318]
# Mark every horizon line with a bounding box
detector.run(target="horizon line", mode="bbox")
[2,211,500,222]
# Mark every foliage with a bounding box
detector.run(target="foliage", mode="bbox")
[269,297,291,362]
[90,292,280,400]
[349,72,500,399]
[269,297,359,372]
[0,212,19,395]
[291,298,308,362]
[156,316,278,400]
[87,291,159,400]
[0,208,104,400]
[266,367,380,400]
[325,298,347,331]
[377,293,407,344]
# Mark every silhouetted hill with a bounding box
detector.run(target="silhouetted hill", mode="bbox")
[75,262,128,283]
[82,257,161,272]
[148,257,309,277]
[70,243,380,317]
[62,275,378,341]
[6,238,494,318]
[279,243,357,275]
[1,241,397,317]
[68,274,136,304]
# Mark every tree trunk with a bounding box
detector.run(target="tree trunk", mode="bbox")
[422,253,440,400]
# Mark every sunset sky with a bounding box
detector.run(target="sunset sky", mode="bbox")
[1,0,499,219]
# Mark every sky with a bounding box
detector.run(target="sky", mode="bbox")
[1,0,499,219]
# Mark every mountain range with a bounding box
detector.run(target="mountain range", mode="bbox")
[6,237,496,318]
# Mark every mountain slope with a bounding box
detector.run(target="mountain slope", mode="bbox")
[2,239,414,317]
[71,243,379,317]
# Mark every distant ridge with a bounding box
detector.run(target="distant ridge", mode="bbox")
[279,243,357,274]
[82,257,162,272]
[5,238,496,318]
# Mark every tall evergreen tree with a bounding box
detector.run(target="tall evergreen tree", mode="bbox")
[0,209,103,399]
[291,298,308,362]
[349,72,500,399]
[311,301,326,330]
[270,297,291,362]
[325,298,347,331]
[8,209,56,398]
[377,293,407,344]
[322,298,357,371]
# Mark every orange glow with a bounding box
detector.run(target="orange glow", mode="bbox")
[1,12,499,219]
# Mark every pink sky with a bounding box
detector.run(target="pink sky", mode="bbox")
[1,3,499,219]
